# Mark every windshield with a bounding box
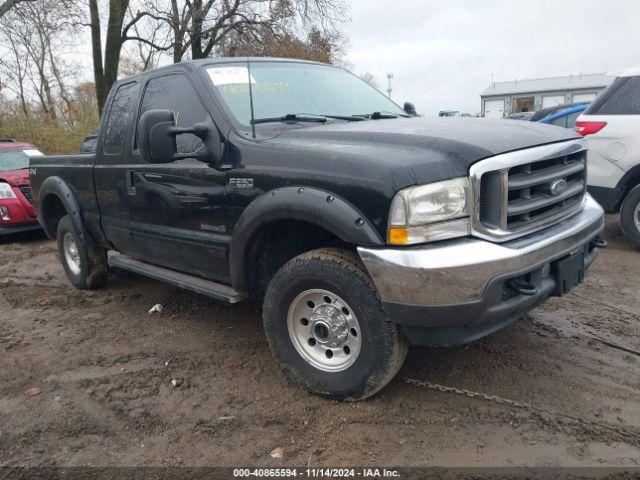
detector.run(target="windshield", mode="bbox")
[0,148,38,171]
[205,62,406,126]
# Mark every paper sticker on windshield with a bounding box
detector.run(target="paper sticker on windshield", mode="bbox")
[23,149,43,157]
[207,66,255,86]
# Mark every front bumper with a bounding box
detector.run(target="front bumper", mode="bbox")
[358,195,604,346]
[0,186,39,235]
[0,222,41,235]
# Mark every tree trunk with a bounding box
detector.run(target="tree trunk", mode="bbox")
[48,45,74,117]
[89,0,129,115]
[17,74,29,118]
[103,0,128,102]
[170,0,182,63]
[6,36,29,118]
[43,75,57,120]
[88,0,107,114]
[190,0,204,59]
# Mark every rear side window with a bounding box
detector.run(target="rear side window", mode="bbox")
[103,82,138,155]
[138,74,209,154]
[549,115,567,128]
[565,110,582,128]
[585,76,640,115]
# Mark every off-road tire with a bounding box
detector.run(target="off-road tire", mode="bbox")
[620,184,640,249]
[57,215,108,289]
[262,247,408,401]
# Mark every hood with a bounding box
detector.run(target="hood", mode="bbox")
[265,116,579,187]
[0,168,29,186]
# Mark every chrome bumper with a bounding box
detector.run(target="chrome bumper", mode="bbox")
[358,195,604,306]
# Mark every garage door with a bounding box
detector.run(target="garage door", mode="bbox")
[542,95,565,108]
[572,92,597,103]
[484,99,505,118]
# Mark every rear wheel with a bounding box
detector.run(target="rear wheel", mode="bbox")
[620,184,640,249]
[57,215,108,289]
[262,248,408,400]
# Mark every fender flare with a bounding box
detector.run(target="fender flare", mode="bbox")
[593,163,640,212]
[617,164,640,201]
[37,176,92,244]
[229,186,384,292]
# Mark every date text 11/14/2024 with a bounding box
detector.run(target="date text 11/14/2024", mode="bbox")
[233,468,401,478]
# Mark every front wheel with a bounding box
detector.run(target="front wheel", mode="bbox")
[620,184,640,249]
[57,215,108,289]
[262,248,408,401]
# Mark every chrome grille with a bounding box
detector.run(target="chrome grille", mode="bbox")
[19,186,33,204]
[469,140,587,242]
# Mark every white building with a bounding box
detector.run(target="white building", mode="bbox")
[480,73,614,118]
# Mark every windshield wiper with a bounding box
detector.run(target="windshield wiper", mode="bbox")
[319,114,366,122]
[251,114,329,125]
[356,111,410,120]
[287,112,366,122]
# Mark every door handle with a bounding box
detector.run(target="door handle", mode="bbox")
[126,170,136,196]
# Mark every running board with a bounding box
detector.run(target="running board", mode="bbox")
[108,254,247,304]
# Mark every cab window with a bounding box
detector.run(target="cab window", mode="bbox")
[137,74,209,154]
[103,82,138,155]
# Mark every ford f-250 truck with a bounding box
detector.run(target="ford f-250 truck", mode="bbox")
[30,58,605,400]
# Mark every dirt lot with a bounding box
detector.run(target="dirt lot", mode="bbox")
[1,215,639,468]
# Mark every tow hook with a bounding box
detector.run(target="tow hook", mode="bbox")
[593,236,607,249]
[508,279,538,296]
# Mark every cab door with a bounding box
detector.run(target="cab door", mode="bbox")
[125,73,230,283]
[94,81,141,253]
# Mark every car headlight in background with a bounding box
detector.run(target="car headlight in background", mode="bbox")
[388,177,471,245]
[0,183,17,199]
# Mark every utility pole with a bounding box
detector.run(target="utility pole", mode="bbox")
[386,73,394,99]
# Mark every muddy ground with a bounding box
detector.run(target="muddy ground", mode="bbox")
[1,214,639,468]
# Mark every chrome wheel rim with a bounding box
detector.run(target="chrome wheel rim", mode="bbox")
[635,203,640,233]
[287,289,361,372]
[63,232,81,275]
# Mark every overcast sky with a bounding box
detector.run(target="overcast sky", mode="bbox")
[345,0,640,115]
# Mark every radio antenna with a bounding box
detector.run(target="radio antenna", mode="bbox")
[247,59,256,139]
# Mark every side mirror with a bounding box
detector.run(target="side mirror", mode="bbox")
[403,102,417,116]
[138,109,212,163]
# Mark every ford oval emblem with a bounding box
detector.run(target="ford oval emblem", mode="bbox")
[550,179,568,196]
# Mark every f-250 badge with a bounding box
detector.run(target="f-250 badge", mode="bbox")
[228,177,254,190]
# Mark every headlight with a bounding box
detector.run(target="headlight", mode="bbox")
[388,177,471,245]
[0,183,16,199]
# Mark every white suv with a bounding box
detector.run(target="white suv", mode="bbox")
[577,67,640,248]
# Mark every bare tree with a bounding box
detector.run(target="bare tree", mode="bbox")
[24,4,57,119]
[0,33,31,117]
[2,0,346,119]
[127,5,165,72]
[88,0,174,114]
[141,0,346,63]
[360,72,378,89]
[0,0,34,17]
[89,0,128,114]
[85,0,346,109]
[218,24,345,64]
[0,0,78,120]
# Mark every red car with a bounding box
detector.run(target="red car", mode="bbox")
[0,139,42,234]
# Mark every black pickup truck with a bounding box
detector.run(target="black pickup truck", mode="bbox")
[30,58,605,400]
